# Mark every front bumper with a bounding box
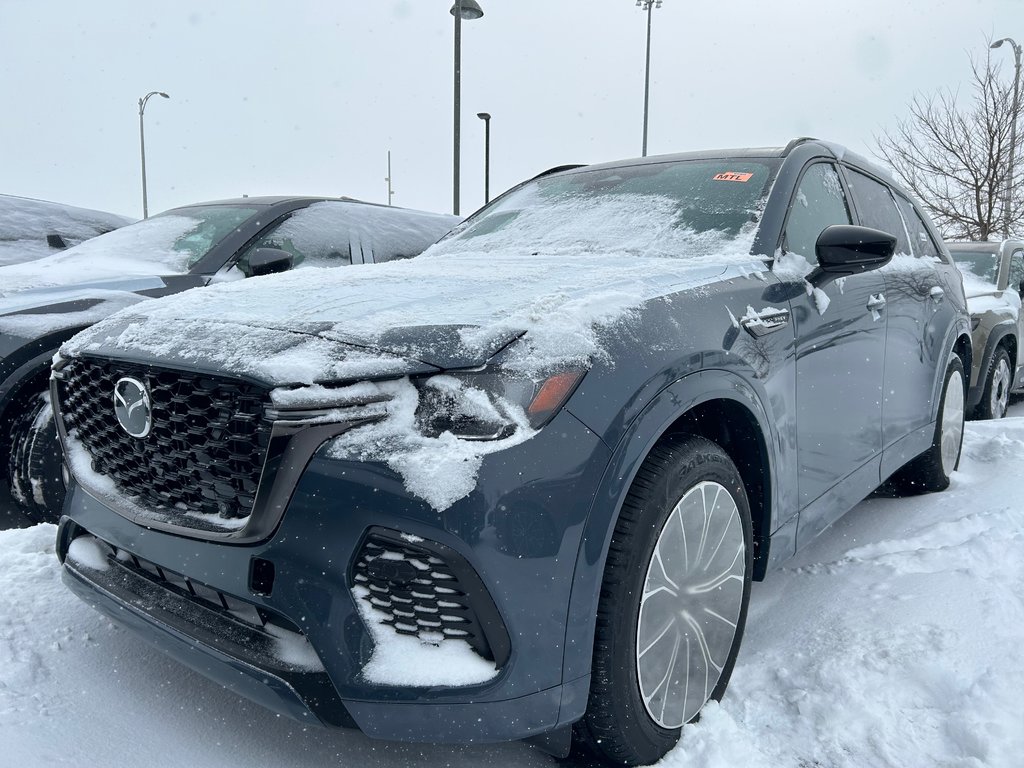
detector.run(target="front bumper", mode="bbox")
[57,407,608,744]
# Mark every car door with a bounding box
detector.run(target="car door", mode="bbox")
[846,170,955,475]
[777,162,887,545]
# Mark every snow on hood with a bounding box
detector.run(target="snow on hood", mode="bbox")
[0,215,199,296]
[63,190,767,383]
[63,249,757,384]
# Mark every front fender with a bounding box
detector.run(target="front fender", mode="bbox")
[968,322,1015,409]
[561,368,782,684]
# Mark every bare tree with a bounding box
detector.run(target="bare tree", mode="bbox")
[875,47,1023,241]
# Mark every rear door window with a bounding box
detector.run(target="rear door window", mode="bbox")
[894,195,942,261]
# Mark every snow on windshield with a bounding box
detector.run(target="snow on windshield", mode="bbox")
[0,194,133,267]
[951,250,1000,293]
[268,201,459,266]
[439,192,748,261]
[0,215,203,295]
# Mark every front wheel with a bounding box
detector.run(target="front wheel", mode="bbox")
[573,434,753,766]
[8,391,66,523]
[976,346,1011,420]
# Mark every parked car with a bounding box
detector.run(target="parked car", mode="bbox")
[0,196,459,520]
[0,193,132,267]
[946,239,1024,419]
[52,140,969,766]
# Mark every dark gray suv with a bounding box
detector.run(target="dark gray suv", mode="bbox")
[53,139,969,765]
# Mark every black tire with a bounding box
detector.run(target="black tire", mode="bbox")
[975,346,1012,420]
[572,434,753,766]
[8,391,66,523]
[885,356,965,495]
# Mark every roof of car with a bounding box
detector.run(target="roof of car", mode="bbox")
[946,240,1024,252]
[547,138,866,175]
[166,195,363,211]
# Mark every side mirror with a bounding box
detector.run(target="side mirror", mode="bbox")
[242,247,294,277]
[815,225,896,274]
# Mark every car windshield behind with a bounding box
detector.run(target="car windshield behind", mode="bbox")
[950,249,999,288]
[434,158,778,260]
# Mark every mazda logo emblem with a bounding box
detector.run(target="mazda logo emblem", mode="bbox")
[113,377,152,438]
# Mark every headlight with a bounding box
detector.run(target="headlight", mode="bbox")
[414,368,585,440]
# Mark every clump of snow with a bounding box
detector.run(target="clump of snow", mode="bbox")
[327,378,535,511]
[0,194,132,267]
[351,586,499,687]
[263,624,326,673]
[808,284,830,315]
[65,536,110,572]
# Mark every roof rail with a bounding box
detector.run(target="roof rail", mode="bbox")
[782,137,820,155]
[530,164,587,180]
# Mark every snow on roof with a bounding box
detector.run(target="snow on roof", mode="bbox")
[0,215,202,296]
[0,194,133,267]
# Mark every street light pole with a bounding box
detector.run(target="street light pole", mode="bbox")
[139,90,169,219]
[637,0,662,157]
[450,1,484,216]
[992,37,1022,237]
[477,112,491,204]
[385,150,395,206]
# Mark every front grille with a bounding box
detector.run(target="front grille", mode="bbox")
[352,529,511,666]
[58,357,272,530]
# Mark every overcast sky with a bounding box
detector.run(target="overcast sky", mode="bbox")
[1,0,1020,220]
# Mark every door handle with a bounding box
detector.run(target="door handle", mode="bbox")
[929,286,945,303]
[866,293,887,312]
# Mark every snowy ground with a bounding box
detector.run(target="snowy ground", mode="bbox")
[2,405,1022,768]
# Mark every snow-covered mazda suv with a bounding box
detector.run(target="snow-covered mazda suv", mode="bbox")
[53,139,969,765]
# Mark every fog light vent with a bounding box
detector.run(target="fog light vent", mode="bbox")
[351,527,511,666]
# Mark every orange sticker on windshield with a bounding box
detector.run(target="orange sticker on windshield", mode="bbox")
[713,172,754,182]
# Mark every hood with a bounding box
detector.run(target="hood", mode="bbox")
[0,274,208,342]
[63,250,757,386]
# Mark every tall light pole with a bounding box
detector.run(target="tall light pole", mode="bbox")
[636,0,662,157]
[139,90,169,219]
[477,112,491,205]
[992,37,1022,237]
[451,0,484,216]
[385,149,395,206]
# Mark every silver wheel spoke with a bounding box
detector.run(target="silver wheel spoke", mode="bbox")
[636,480,746,729]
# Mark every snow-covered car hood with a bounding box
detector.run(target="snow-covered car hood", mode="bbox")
[62,251,757,386]
[0,275,206,341]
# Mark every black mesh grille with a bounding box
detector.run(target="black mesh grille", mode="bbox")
[352,531,509,665]
[58,357,272,529]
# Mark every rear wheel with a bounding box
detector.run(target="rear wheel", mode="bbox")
[976,346,1011,420]
[573,434,752,766]
[8,390,65,523]
[886,356,965,495]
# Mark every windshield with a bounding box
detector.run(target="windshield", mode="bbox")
[433,159,778,260]
[950,249,999,288]
[0,205,258,295]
